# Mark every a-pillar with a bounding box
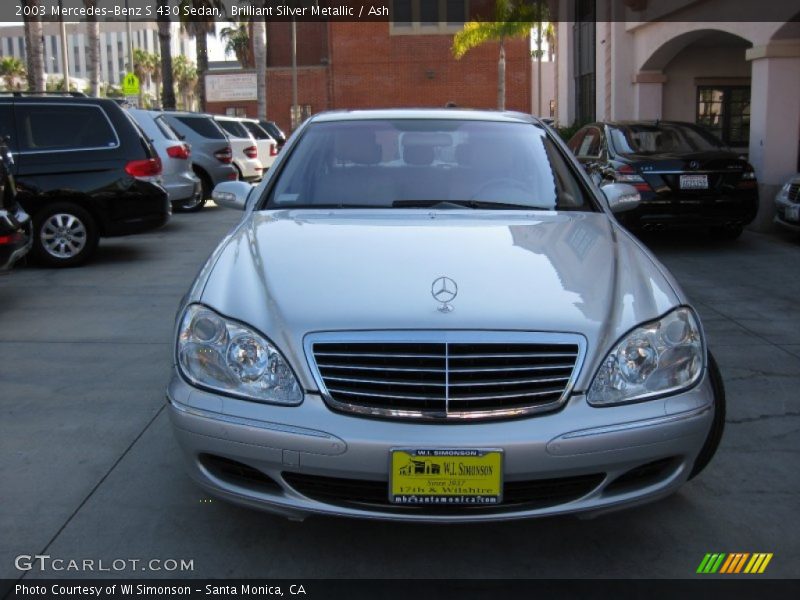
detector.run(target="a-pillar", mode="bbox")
[633,71,666,120]
[746,41,800,231]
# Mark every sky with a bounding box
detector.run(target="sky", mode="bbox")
[0,21,230,62]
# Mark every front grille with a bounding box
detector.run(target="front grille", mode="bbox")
[282,471,605,514]
[306,333,584,420]
[789,183,800,202]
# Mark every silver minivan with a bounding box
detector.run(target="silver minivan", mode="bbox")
[129,109,202,212]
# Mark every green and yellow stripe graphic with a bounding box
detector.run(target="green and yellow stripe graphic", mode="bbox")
[697,553,773,574]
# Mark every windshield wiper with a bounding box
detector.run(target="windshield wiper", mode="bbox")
[392,199,539,210]
[272,203,384,209]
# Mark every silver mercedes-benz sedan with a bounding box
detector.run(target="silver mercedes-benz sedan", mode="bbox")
[167,109,725,522]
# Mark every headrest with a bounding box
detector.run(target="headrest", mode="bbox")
[334,130,382,165]
[403,144,434,166]
[455,143,474,167]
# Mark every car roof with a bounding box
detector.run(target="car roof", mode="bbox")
[310,108,540,124]
[595,120,700,128]
[0,95,118,108]
[162,111,215,119]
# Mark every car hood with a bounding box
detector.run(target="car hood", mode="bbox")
[198,210,683,390]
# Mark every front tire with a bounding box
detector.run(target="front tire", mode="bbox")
[32,203,99,268]
[689,352,726,479]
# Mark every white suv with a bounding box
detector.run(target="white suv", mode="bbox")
[239,118,279,170]
[213,116,264,182]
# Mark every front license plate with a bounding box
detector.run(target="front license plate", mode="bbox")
[680,174,708,190]
[785,204,800,222]
[389,449,503,505]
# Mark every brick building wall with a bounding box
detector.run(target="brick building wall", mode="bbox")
[206,21,532,134]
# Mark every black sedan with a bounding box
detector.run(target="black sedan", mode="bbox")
[567,121,758,239]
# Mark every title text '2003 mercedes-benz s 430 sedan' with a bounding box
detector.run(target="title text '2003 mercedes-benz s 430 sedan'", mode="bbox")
[167,109,725,522]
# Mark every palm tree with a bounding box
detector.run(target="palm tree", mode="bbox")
[253,14,267,120]
[220,23,254,68]
[173,55,198,111]
[84,0,100,96]
[157,0,176,110]
[22,0,46,92]
[0,57,27,91]
[452,0,543,110]
[133,49,155,107]
[180,1,226,112]
[147,52,163,107]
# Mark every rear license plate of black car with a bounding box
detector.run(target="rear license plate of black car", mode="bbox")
[680,174,708,190]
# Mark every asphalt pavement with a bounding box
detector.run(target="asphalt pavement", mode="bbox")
[1,206,798,581]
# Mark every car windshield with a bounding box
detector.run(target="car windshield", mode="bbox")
[265,119,591,211]
[608,123,725,155]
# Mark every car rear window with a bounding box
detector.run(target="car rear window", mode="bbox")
[217,119,250,139]
[609,123,725,155]
[260,121,285,141]
[15,104,118,152]
[155,116,180,141]
[174,116,226,140]
[242,121,272,140]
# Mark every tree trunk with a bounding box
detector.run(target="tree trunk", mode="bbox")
[195,28,209,112]
[23,1,45,92]
[253,17,267,120]
[497,40,506,111]
[157,4,176,110]
[85,0,100,97]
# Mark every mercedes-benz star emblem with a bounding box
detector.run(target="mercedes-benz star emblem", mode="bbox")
[690,160,700,170]
[431,276,458,312]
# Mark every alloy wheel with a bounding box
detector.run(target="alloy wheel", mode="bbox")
[40,213,88,259]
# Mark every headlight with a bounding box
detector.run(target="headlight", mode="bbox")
[587,307,704,406]
[177,304,302,405]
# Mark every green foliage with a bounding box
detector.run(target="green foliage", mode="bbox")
[452,0,545,59]
[0,57,26,91]
[220,23,254,68]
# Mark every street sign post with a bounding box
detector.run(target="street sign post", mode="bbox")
[122,73,140,97]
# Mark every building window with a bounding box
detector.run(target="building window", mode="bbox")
[291,104,313,129]
[696,86,750,146]
[573,0,595,124]
[391,0,468,34]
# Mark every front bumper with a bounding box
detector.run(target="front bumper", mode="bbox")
[774,192,800,232]
[167,371,715,522]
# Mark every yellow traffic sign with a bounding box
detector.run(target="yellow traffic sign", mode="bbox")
[122,72,140,96]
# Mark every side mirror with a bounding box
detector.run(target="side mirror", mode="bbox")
[212,181,252,211]
[601,182,641,214]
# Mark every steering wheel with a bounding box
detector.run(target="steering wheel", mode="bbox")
[470,178,533,202]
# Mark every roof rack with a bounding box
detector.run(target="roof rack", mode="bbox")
[9,91,88,97]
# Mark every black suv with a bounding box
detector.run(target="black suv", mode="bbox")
[0,94,170,267]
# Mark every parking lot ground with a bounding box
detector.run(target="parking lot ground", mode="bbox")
[1,209,798,581]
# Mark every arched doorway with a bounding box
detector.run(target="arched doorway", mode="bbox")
[636,29,753,154]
